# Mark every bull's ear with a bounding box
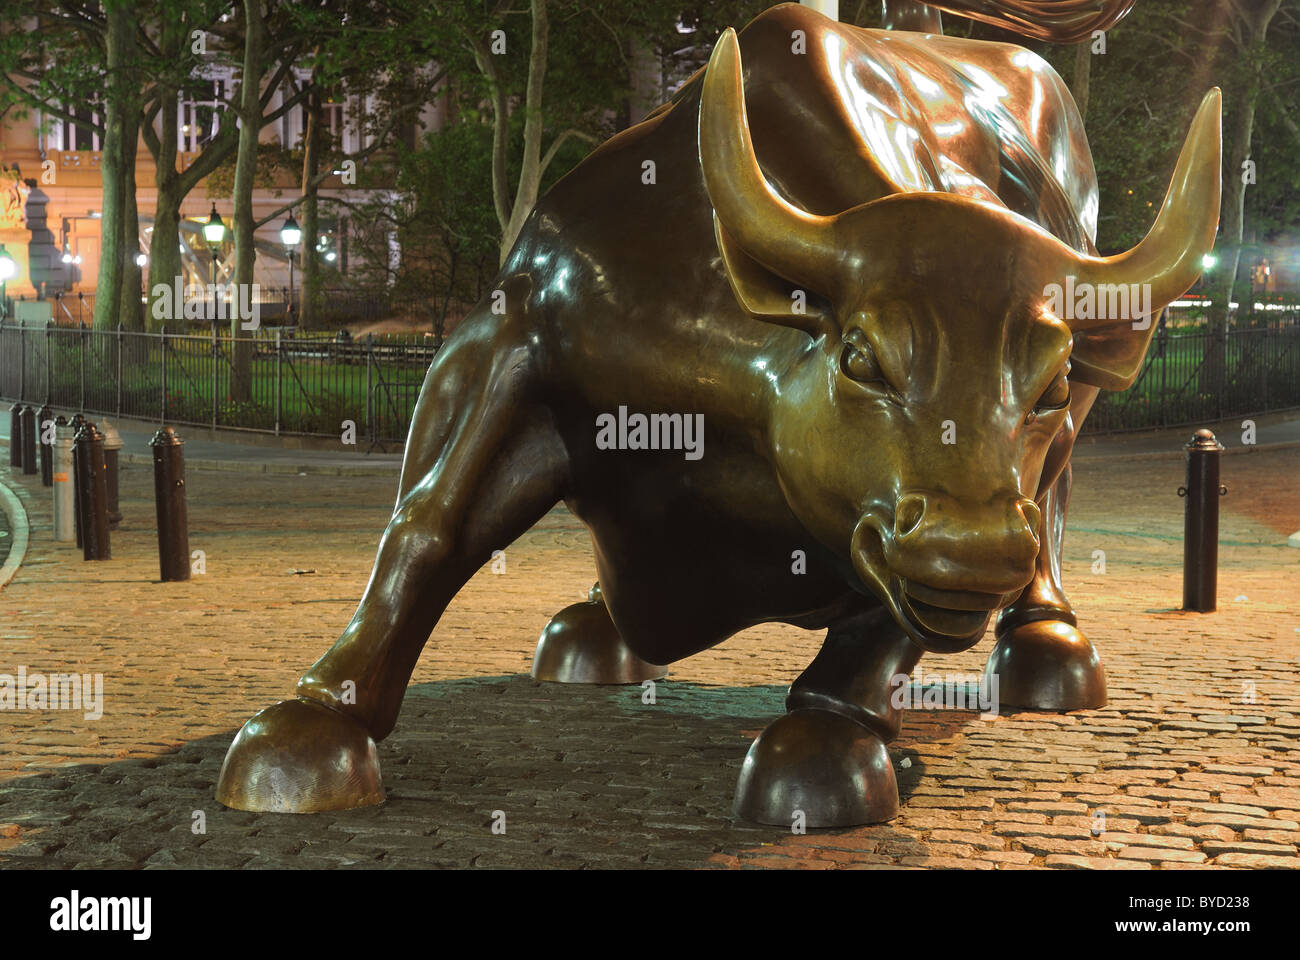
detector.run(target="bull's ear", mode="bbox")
[714,214,837,339]
[1066,319,1157,391]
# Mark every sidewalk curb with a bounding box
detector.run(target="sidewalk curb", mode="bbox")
[0,438,401,477]
[3,432,1297,472]
[1072,438,1300,462]
[0,479,30,591]
[116,451,401,476]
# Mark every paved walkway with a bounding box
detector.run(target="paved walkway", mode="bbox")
[0,411,1296,869]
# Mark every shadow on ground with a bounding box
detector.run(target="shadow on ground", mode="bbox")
[0,675,966,869]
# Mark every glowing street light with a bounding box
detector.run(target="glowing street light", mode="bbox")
[204,205,227,325]
[203,203,227,247]
[280,213,302,248]
[281,213,301,326]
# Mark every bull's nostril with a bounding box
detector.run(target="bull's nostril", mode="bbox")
[1017,498,1042,534]
[895,494,926,539]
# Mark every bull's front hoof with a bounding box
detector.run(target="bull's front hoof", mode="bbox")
[984,620,1107,712]
[531,584,667,684]
[734,709,898,828]
[216,698,385,813]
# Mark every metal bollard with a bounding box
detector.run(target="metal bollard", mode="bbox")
[74,421,111,561]
[1178,428,1227,613]
[8,402,24,468]
[100,419,123,529]
[52,417,75,542]
[69,413,87,547]
[150,426,190,582]
[19,404,37,475]
[38,405,53,487]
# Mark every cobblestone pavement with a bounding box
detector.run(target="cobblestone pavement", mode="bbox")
[0,440,1296,870]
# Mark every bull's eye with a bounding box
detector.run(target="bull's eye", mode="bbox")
[1031,369,1071,418]
[840,328,884,384]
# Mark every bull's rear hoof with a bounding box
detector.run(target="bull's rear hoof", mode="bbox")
[734,709,898,827]
[532,584,667,684]
[984,620,1107,712]
[216,698,385,813]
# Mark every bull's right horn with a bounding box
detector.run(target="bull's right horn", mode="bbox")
[1069,87,1222,323]
[698,28,845,301]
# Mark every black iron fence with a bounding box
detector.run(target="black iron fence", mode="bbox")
[0,322,438,446]
[3,311,1298,443]
[1083,310,1300,433]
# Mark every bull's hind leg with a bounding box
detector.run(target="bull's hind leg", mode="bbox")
[531,582,667,684]
[217,300,567,812]
[734,607,923,827]
[985,389,1107,710]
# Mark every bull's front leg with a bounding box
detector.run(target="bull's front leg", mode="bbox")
[734,607,923,827]
[216,298,568,812]
[985,384,1107,710]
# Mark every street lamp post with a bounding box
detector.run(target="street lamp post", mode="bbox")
[203,204,226,327]
[280,214,301,327]
[0,245,17,321]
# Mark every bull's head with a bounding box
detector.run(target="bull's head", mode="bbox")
[699,28,1220,653]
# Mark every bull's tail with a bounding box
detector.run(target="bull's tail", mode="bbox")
[882,0,1135,42]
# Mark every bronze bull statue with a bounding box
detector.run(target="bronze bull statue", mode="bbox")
[218,0,1220,827]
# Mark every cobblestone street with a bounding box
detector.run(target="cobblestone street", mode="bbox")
[0,426,1297,869]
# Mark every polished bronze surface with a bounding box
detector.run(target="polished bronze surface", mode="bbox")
[216,698,384,813]
[735,709,899,827]
[217,2,1220,826]
[984,619,1107,710]
[531,582,669,683]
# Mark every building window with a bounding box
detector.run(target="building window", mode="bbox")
[47,98,100,152]
[322,99,344,143]
[178,79,225,152]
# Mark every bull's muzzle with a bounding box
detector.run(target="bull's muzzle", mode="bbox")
[851,491,1041,653]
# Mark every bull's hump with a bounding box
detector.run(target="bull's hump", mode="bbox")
[734,4,1095,246]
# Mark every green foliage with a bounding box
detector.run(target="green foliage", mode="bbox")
[347,121,499,337]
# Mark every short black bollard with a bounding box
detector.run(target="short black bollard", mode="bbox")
[74,421,111,561]
[38,405,53,487]
[150,426,190,582]
[101,419,123,529]
[1178,428,1227,613]
[19,403,37,475]
[8,402,24,468]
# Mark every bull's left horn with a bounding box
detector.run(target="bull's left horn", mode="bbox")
[699,28,844,299]
[1071,87,1222,320]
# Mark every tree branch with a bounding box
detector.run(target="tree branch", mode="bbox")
[539,127,597,177]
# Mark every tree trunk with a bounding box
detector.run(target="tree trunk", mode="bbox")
[1200,0,1281,398]
[1072,39,1091,121]
[92,1,135,330]
[118,103,143,331]
[230,0,266,401]
[149,85,185,334]
[300,88,322,329]
[499,0,549,263]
